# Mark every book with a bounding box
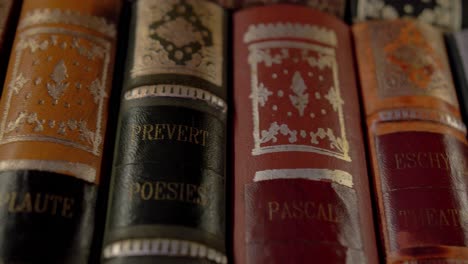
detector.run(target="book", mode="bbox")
[102,0,228,263]
[351,0,468,31]
[233,4,378,263]
[353,19,468,263]
[0,0,21,92]
[446,29,468,132]
[0,0,120,262]
[238,0,347,18]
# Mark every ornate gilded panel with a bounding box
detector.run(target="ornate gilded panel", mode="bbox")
[245,23,350,161]
[131,0,223,86]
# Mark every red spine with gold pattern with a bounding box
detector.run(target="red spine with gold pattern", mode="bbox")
[353,19,468,263]
[233,4,378,263]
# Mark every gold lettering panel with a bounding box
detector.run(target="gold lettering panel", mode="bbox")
[131,0,223,86]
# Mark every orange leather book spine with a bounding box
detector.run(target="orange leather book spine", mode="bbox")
[354,19,468,263]
[0,0,120,262]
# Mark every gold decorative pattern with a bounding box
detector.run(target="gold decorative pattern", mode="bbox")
[0,26,111,157]
[356,0,462,31]
[370,20,458,107]
[18,8,116,38]
[377,108,466,133]
[103,238,227,264]
[0,159,96,182]
[124,85,227,112]
[131,0,223,86]
[245,23,350,161]
[254,169,354,188]
[244,23,337,47]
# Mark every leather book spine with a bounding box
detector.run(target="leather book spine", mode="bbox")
[102,0,228,263]
[353,19,468,263]
[446,30,468,132]
[237,0,347,18]
[350,0,467,31]
[0,0,120,263]
[233,4,378,264]
[0,0,21,93]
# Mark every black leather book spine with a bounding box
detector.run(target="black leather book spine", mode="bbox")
[103,0,227,263]
[446,30,468,128]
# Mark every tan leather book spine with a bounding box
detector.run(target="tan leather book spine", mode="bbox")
[0,0,120,262]
[354,19,468,263]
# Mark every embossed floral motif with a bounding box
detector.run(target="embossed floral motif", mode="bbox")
[289,72,309,116]
[255,83,273,107]
[17,38,49,52]
[248,48,288,67]
[310,127,349,154]
[47,60,69,101]
[10,73,29,94]
[6,112,43,133]
[324,86,343,112]
[259,122,297,144]
[88,79,107,104]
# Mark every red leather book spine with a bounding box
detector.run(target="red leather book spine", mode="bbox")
[354,19,468,263]
[233,4,378,263]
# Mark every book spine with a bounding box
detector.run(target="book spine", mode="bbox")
[351,0,466,31]
[233,4,378,264]
[0,0,120,263]
[353,19,468,263]
[102,0,227,263]
[238,0,346,18]
[0,0,21,92]
[446,30,468,133]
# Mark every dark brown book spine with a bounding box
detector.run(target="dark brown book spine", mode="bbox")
[233,4,378,263]
[0,0,120,262]
[354,19,468,263]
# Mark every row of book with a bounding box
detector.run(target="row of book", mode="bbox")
[0,0,467,263]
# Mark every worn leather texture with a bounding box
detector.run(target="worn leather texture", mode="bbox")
[103,0,227,263]
[234,5,378,264]
[0,0,120,263]
[351,0,467,31]
[354,19,468,263]
[0,170,97,264]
